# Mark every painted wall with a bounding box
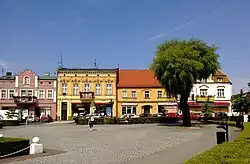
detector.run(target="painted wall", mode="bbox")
[0,78,15,109]
[117,88,176,116]
[57,69,117,120]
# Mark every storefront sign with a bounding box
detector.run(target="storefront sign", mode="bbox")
[121,103,138,106]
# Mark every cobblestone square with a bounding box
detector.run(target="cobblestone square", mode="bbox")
[0,124,226,164]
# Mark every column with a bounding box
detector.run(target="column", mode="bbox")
[90,101,95,114]
[67,101,72,120]
[57,100,61,120]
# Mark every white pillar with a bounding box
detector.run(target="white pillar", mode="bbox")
[29,137,43,155]
[35,76,38,88]
[15,76,18,87]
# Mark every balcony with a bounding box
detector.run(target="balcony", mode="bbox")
[13,96,38,104]
[196,95,215,102]
[79,92,94,102]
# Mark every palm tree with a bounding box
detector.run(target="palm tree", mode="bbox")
[151,39,220,127]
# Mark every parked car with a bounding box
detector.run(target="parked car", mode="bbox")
[177,113,199,120]
[119,114,139,119]
[85,113,102,119]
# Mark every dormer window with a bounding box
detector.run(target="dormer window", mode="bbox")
[23,76,30,85]
[217,78,223,82]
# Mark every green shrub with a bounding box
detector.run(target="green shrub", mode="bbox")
[0,120,20,126]
[77,116,179,125]
[203,120,236,127]
[0,137,30,158]
[185,123,250,164]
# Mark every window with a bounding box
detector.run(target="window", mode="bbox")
[217,89,225,97]
[1,90,7,99]
[122,106,137,115]
[27,90,33,96]
[96,84,101,96]
[200,89,207,96]
[84,83,90,92]
[217,78,223,82]
[39,90,45,99]
[122,90,127,97]
[166,92,171,98]
[144,91,150,98]
[21,90,26,96]
[23,76,30,85]
[106,84,112,95]
[132,91,136,98]
[8,90,15,99]
[62,83,67,95]
[47,90,53,99]
[73,84,78,95]
[157,91,162,98]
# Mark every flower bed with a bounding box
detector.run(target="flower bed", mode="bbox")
[0,137,30,158]
[185,123,250,164]
[77,116,179,125]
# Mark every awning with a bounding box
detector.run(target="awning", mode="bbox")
[158,102,177,106]
[188,102,202,106]
[214,102,230,107]
[121,103,138,106]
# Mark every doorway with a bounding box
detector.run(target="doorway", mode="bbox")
[143,105,151,114]
[61,102,68,120]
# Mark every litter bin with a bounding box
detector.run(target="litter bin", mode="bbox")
[216,131,226,144]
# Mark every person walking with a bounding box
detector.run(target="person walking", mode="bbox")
[89,114,95,131]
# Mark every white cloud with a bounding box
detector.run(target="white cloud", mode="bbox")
[148,0,240,41]
[0,59,10,69]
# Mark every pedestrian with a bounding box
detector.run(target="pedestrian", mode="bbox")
[89,114,95,131]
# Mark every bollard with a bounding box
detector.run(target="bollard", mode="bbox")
[29,137,43,155]
[216,131,226,144]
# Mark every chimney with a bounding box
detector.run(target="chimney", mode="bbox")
[44,72,50,76]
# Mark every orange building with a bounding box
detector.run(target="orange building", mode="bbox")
[116,69,177,116]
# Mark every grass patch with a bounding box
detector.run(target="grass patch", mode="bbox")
[0,137,28,143]
[186,123,250,164]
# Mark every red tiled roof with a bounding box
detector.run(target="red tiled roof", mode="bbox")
[117,69,162,88]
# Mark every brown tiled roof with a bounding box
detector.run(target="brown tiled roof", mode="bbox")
[212,70,231,83]
[117,69,162,88]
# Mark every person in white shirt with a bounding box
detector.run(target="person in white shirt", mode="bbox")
[89,115,95,131]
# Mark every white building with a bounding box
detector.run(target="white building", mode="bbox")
[188,70,232,116]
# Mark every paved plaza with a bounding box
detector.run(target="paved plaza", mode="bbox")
[0,123,239,164]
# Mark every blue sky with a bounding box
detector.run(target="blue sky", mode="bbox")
[0,0,249,93]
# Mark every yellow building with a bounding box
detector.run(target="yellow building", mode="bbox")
[57,68,117,120]
[116,70,177,116]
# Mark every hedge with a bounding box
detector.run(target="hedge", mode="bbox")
[0,137,30,158]
[77,116,179,125]
[0,120,20,126]
[203,120,236,127]
[185,123,250,164]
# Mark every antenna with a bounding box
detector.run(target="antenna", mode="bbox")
[94,58,98,69]
[1,68,4,76]
[59,53,63,68]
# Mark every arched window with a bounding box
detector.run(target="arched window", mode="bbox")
[23,76,30,85]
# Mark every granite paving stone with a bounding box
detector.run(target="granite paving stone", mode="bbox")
[0,123,239,164]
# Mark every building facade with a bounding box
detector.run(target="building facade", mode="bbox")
[117,70,177,116]
[0,70,57,119]
[188,70,232,115]
[57,68,117,120]
[117,69,232,116]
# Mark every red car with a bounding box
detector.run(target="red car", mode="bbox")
[176,113,200,120]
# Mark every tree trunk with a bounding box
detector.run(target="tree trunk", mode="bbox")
[180,93,191,127]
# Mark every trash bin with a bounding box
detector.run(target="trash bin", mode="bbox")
[216,131,226,144]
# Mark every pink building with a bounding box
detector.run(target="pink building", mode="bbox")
[0,69,57,120]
